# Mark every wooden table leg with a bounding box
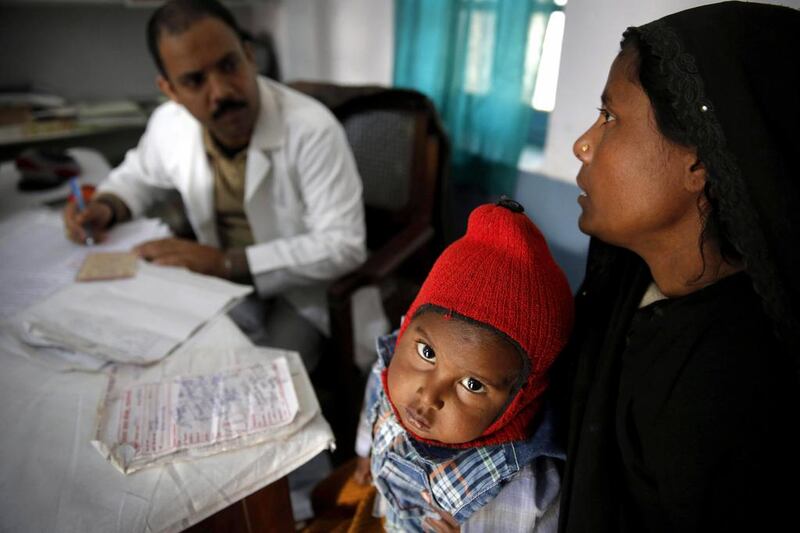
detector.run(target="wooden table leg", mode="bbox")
[185,476,295,532]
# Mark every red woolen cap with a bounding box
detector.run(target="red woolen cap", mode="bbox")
[389,199,574,447]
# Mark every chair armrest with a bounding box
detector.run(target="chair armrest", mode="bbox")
[327,221,434,306]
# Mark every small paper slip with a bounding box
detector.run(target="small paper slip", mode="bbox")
[100,358,299,472]
[76,252,138,281]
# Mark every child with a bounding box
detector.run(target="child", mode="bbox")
[312,199,573,532]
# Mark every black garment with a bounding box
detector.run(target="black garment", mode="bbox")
[557,243,799,532]
[558,3,800,531]
[624,1,800,355]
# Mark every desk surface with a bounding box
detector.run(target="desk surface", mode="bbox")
[0,313,333,532]
[0,154,334,532]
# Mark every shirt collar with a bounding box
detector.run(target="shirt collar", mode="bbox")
[248,76,284,152]
[202,127,246,162]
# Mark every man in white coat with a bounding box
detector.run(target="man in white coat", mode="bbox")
[62,0,366,369]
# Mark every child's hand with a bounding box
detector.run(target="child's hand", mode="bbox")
[422,490,460,532]
[352,455,372,485]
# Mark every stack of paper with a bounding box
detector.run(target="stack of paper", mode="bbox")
[0,209,252,370]
[76,100,148,128]
[12,262,251,367]
[0,209,171,320]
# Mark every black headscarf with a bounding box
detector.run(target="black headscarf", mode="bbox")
[625,0,800,360]
[556,3,800,532]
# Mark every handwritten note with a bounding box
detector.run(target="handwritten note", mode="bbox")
[114,359,298,463]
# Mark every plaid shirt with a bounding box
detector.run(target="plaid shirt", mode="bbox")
[356,333,564,532]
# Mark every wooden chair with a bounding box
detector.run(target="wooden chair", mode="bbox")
[289,81,450,461]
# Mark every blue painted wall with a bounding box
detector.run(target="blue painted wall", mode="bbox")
[448,169,589,293]
[514,170,589,293]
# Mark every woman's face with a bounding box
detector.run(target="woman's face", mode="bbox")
[573,50,703,252]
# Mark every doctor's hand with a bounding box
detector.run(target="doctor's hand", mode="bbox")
[63,200,112,244]
[134,238,228,278]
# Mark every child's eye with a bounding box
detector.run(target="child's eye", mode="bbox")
[415,342,436,363]
[460,377,486,393]
[597,107,616,124]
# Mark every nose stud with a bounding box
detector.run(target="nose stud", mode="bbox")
[580,144,590,153]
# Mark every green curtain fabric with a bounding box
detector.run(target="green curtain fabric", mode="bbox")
[394,0,555,194]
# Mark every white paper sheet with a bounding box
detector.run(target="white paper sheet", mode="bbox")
[12,262,252,365]
[0,315,335,533]
[0,209,171,320]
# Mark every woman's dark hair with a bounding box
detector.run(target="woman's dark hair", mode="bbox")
[147,0,247,79]
[619,32,742,274]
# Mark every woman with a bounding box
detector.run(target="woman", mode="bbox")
[558,2,799,532]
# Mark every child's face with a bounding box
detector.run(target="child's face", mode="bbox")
[387,311,522,444]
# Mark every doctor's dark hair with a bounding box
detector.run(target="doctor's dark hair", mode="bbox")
[147,0,246,78]
[619,32,741,273]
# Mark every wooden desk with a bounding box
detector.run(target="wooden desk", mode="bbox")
[0,312,333,532]
[188,477,294,533]
[0,198,334,532]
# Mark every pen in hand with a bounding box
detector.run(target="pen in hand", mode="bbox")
[69,177,95,246]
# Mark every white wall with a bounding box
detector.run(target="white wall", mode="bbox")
[0,2,254,101]
[540,0,800,183]
[0,4,158,101]
[0,0,392,101]
[264,0,394,85]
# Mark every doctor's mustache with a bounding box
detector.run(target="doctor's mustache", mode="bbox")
[212,99,247,120]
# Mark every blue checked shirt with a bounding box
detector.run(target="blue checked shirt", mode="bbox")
[355,333,563,532]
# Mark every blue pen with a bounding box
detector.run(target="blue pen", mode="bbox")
[69,177,95,246]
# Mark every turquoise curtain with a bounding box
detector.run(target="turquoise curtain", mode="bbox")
[394,0,555,195]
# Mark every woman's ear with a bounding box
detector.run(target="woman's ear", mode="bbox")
[685,157,707,193]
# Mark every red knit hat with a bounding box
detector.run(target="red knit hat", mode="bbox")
[386,199,574,447]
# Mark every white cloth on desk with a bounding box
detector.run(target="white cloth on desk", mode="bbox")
[97,76,367,334]
[0,316,334,533]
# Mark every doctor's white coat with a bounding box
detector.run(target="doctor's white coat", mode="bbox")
[98,77,367,334]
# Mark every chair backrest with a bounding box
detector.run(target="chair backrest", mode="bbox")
[286,84,450,461]
[288,82,449,251]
